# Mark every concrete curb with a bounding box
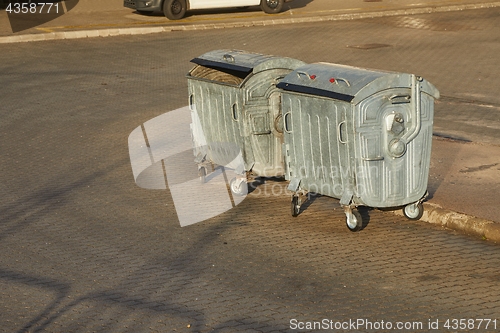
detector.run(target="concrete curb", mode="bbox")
[1,1,500,43]
[394,202,500,243]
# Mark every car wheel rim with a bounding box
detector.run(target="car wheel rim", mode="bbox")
[171,1,182,14]
[266,0,278,9]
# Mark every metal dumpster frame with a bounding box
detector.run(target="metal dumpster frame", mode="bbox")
[187,49,305,195]
[277,62,439,231]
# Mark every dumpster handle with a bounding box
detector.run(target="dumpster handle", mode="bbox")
[296,71,312,80]
[400,74,422,145]
[231,103,238,121]
[284,112,292,133]
[389,94,411,104]
[337,121,347,144]
[189,94,195,110]
[223,54,235,63]
[362,156,384,161]
[336,78,351,87]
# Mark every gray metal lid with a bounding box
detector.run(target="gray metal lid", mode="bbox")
[191,49,305,75]
[277,62,439,103]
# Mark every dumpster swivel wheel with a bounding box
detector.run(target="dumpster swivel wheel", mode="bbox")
[198,167,207,184]
[230,177,248,197]
[403,202,424,220]
[291,195,301,217]
[345,209,363,232]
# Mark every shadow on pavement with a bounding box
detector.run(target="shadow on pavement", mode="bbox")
[427,135,464,201]
[286,0,314,10]
[1,205,291,332]
[2,0,80,33]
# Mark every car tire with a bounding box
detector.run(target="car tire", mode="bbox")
[163,0,187,20]
[260,0,284,14]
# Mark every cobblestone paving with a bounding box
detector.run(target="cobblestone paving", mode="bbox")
[1,179,500,332]
[1,7,500,333]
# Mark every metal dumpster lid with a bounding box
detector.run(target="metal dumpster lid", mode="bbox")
[190,49,305,75]
[277,62,439,103]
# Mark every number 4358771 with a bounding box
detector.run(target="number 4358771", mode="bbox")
[6,3,60,14]
[444,319,497,330]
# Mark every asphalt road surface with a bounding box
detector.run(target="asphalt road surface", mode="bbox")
[1,7,499,333]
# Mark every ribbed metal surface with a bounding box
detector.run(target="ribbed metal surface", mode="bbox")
[282,62,439,208]
[187,50,305,177]
[284,95,349,198]
[353,90,435,207]
[188,80,244,168]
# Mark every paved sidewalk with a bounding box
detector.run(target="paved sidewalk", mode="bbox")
[403,137,500,242]
[1,0,499,242]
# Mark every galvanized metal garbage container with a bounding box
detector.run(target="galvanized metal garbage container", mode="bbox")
[187,50,305,195]
[277,62,439,231]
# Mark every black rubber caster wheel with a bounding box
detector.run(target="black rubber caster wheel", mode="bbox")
[346,210,363,232]
[291,195,300,217]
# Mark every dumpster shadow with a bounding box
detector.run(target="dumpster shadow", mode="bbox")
[298,192,321,214]
[296,195,371,230]
[247,177,266,194]
[358,206,372,231]
[427,100,474,201]
[246,177,321,217]
[247,176,288,195]
[427,133,467,201]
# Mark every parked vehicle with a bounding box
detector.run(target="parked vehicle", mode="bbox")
[124,0,290,20]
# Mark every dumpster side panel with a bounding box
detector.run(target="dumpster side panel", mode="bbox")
[187,79,247,169]
[353,90,434,207]
[354,90,402,206]
[283,93,350,199]
[243,69,293,177]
